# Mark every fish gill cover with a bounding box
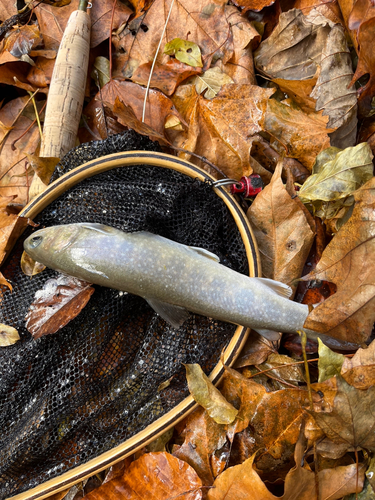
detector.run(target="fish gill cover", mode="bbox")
[0,131,248,498]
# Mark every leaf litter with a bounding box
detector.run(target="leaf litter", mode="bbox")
[1,0,375,497]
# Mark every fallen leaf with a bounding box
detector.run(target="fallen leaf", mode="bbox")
[25,275,95,339]
[341,339,375,389]
[310,24,358,148]
[112,0,232,79]
[312,376,375,452]
[170,83,273,179]
[184,363,238,425]
[294,0,344,25]
[254,9,333,80]
[263,97,333,170]
[348,0,375,31]
[164,38,203,67]
[247,160,315,293]
[257,353,306,383]
[302,177,375,344]
[318,338,345,382]
[24,154,60,185]
[234,331,276,368]
[0,196,30,268]
[83,452,202,500]
[3,25,42,59]
[91,56,110,89]
[101,79,184,142]
[20,250,46,277]
[273,77,318,112]
[35,0,132,50]
[132,59,202,96]
[192,67,234,100]
[230,0,276,13]
[173,407,228,485]
[298,143,373,203]
[0,323,20,346]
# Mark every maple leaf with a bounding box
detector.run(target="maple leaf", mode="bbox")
[341,339,375,389]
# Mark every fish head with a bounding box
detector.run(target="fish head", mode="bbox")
[24,224,83,265]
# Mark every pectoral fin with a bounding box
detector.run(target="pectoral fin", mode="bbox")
[189,246,220,262]
[146,298,190,329]
[253,328,281,341]
[256,278,293,298]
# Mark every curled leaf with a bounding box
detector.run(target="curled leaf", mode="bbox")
[25,275,95,339]
[164,38,203,68]
[298,143,374,203]
[184,363,238,424]
[0,324,20,346]
[21,250,46,277]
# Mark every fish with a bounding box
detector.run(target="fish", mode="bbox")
[24,223,359,349]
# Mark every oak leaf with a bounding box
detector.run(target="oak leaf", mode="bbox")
[247,160,315,293]
[302,177,375,344]
[83,452,202,500]
[341,339,375,389]
[184,363,238,425]
[25,275,95,339]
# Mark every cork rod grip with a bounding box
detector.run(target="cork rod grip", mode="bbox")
[40,9,91,159]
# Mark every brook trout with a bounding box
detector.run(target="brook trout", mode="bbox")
[24,223,357,349]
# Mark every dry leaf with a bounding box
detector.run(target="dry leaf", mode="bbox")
[257,353,306,383]
[0,196,30,268]
[0,323,20,346]
[302,177,375,344]
[184,363,238,424]
[25,275,95,339]
[193,67,234,100]
[254,9,333,80]
[318,338,345,383]
[164,38,203,68]
[24,154,60,185]
[173,407,228,485]
[298,143,374,203]
[3,25,42,59]
[310,23,357,148]
[20,250,46,277]
[91,56,110,89]
[273,77,318,112]
[234,331,276,368]
[247,160,315,293]
[83,452,202,500]
[230,0,276,14]
[312,376,375,452]
[132,59,202,96]
[341,339,375,389]
[170,83,273,179]
[263,98,333,170]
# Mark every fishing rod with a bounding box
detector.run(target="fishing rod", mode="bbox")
[40,0,92,159]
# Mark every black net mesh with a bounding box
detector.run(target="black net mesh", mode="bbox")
[0,131,249,499]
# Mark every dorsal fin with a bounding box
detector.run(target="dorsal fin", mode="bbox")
[256,277,293,298]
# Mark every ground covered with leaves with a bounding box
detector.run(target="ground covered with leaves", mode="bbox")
[0,0,375,498]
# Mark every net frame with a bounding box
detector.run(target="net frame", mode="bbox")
[4,151,261,500]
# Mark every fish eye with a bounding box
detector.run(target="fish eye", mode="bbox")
[28,235,43,248]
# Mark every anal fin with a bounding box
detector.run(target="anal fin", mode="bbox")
[146,298,190,329]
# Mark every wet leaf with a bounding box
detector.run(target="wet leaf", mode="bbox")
[25,275,95,339]
[91,57,110,89]
[348,0,375,31]
[298,143,373,203]
[164,38,203,68]
[24,154,60,185]
[230,0,276,13]
[318,338,345,383]
[173,407,228,485]
[184,363,238,424]
[132,60,202,96]
[257,353,306,383]
[234,331,276,368]
[0,198,30,268]
[310,24,357,148]
[341,339,375,389]
[254,9,333,80]
[83,452,202,500]
[20,250,46,277]
[192,67,234,100]
[0,324,20,347]
[273,77,318,112]
[4,25,42,58]
[171,83,273,179]
[302,177,375,344]
[263,98,333,170]
[312,376,375,452]
[247,160,315,293]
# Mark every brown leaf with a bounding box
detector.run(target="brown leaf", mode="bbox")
[294,0,344,25]
[273,77,318,113]
[101,79,184,143]
[349,17,375,117]
[0,197,30,267]
[311,24,358,148]
[302,177,375,344]
[83,452,202,500]
[20,250,46,277]
[348,0,375,31]
[247,160,315,294]
[233,331,276,368]
[27,56,55,88]
[254,9,333,80]
[112,0,232,79]
[35,0,132,50]
[173,407,228,485]
[3,25,42,58]
[0,323,20,347]
[312,375,375,452]
[341,339,375,389]
[24,154,60,185]
[230,0,276,14]
[263,98,333,170]
[170,83,273,179]
[132,60,202,96]
[79,98,127,142]
[25,275,95,339]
